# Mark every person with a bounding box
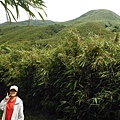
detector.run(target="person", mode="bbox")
[0,85,24,120]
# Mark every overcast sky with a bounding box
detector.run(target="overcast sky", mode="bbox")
[0,0,120,23]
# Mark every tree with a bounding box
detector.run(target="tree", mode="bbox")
[0,0,47,22]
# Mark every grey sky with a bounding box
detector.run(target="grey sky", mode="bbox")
[0,0,120,23]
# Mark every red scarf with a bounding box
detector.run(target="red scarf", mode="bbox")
[5,97,16,120]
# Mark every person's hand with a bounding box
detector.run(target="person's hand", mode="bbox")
[5,93,10,100]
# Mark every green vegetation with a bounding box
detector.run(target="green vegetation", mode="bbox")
[62,9,120,25]
[0,24,65,44]
[1,9,120,45]
[0,20,56,26]
[0,9,120,120]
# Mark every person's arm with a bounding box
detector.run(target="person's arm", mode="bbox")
[0,93,9,111]
[0,99,8,111]
[18,101,24,120]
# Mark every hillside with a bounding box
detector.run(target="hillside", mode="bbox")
[76,9,120,22]
[0,9,120,46]
[0,19,57,27]
[1,9,120,26]
[0,9,120,120]
[0,24,65,44]
[62,9,120,25]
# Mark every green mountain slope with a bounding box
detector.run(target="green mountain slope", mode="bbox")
[76,9,120,22]
[0,9,119,46]
[0,24,65,44]
[0,19,57,27]
[61,9,120,26]
[1,9,120,26]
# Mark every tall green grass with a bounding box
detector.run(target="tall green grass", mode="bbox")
[0,29,120,120]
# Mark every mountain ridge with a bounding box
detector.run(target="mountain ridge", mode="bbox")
[1,9,120,26]
[0,9,119,44]
[0,9,120,27]
[61,9,120,25]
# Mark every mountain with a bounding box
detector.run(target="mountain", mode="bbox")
[61,9,120,25]
[0,19,56,27]
[79,9,120,21]
[1,9,120,26]
[0,24,65,44]
[0,9,120,45]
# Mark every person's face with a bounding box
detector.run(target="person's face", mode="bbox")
[10,89,17,97]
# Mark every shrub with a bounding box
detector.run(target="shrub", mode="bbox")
[0,30,120,119]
